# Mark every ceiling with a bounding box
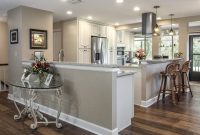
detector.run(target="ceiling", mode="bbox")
[0,0,200,25]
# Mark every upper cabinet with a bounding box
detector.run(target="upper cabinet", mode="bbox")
[124,32,133,51]
[116,30,125,46]
[79,20,91,49]
[91,24,107,37]
[107,26,116,50]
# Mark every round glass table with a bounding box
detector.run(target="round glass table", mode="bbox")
[10,80,63,129]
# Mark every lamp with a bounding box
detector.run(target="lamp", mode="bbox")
[154,6,160,33]
[169,14,174,36]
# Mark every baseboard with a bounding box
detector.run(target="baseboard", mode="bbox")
[8,94,118,135]
[140,94,169,108]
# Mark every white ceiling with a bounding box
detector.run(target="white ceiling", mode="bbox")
[0,0,200,25]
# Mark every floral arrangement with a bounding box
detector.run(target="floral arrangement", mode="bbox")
[175,52,183,58]
[135,49,146,60]
[23,56,56,82]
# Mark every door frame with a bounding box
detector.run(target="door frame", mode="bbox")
[189,34,200,81]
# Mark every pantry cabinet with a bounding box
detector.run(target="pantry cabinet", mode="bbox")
[78,49,91,64]
[79,21,91,48]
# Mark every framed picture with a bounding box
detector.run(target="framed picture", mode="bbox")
[30,29,47,49]
[44,74,53,86]
[10,29,18,44]
[34,51,44,60]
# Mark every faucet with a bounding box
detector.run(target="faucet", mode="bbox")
[58,49,64,62]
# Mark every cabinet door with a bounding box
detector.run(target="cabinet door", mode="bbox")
[84,49,91,64]
[107,26,116,50]
[91,24,100,36]
[116,31,125,43]
[78,49,84,63]
[79,21,91,49]
[79,49,91,64]
[99,25,107,37]
[108,49,117,64]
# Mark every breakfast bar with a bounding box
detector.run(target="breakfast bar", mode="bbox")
[121,58,182,107]
[8,61,136,135]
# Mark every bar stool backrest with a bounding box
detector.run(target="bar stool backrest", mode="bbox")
[181,61,190,73]
[172,60,180,71]
[165,63,176,76]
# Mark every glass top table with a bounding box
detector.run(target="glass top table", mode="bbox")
[10,80,63,129]
[10,81,63,90]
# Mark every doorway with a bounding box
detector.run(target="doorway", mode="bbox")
[189,35,200,81]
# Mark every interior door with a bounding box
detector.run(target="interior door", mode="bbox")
[53,30,62,61]
[189,35,200,81]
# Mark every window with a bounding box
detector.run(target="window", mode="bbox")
[160,30,179,58]
[133,37,152,59]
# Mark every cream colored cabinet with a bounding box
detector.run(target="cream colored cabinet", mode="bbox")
[116,30,125,47]
[99,25,107,37]
[91,24,107,37]
[124,32,133,51]
[78,49,91,64]
[107,26,116,50]
[108,49,117,64]
[79,21,91,49]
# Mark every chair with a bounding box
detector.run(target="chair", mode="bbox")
[157,63,179,104]
[179,61,193,97]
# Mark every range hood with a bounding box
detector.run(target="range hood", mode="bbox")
[142,12,156,35]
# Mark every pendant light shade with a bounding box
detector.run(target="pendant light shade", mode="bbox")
[169,14,174,36]
[154,6,160,33]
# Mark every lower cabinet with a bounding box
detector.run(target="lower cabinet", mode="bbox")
[108,49,117,64]
[78,49,91,64]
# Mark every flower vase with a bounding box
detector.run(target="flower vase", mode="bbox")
[29,73,43,83]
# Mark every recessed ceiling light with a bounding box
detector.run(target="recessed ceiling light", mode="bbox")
[134,6,140,11]
[66,11,73,15]
[60,0,67,2]
[115,23,119,26]
[133,28,139,30]
[116,0,124,3]
[87,16,93,20]
[157,17,162,20]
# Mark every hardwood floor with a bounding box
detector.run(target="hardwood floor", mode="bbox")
[120,86,200,135]
[0,86,199,135]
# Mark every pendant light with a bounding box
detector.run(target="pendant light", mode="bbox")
[154,6,160,33]
[169,14,174,36]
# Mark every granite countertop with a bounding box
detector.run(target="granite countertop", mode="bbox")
[23,58,182,69]
[117,70,137,77]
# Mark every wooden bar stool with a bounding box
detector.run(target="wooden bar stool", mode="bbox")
[157,63,179,104]
[179,61,193,97]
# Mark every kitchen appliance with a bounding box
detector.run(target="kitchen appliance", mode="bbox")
[91,36,108,64]
[142,12,156,35]
[117,47,125,65]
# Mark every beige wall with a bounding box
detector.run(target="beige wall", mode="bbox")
[0,22,8,64]
[21,6,53,61]
[8,7,23,82]
[116,15,200,60]
[7,6,53,82]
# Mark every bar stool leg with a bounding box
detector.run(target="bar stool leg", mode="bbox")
[171,77,176,104]
[162,76,167,103]
[181,73,185,94]
[185,73,193,97]
[173,76,179,102]
[157,75,164,103]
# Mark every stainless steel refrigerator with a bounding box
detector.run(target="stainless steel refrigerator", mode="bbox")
[91,36,108,64]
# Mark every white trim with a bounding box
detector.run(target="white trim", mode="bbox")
[140,94,169,108]
[22,61,120,73]
[8,94,118,135]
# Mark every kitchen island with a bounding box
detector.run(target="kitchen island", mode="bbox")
[8,61,136,135]
[121,58,183,107]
